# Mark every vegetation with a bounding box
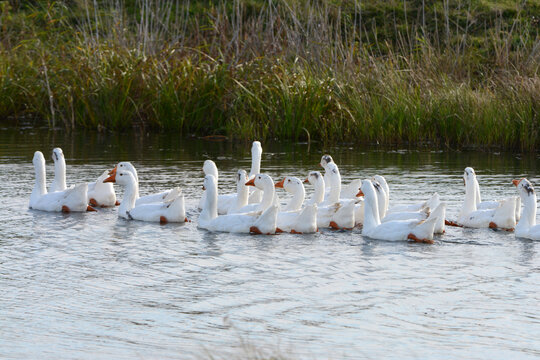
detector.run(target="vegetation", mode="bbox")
[0,0,539,149]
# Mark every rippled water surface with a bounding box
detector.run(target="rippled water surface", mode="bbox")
[1,128,539,359]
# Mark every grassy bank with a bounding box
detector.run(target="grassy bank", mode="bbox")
[0,1,539,149]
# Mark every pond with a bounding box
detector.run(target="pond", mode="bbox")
[1,127,539,359]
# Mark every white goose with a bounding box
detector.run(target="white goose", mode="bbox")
[513,178,540,240]
[50,148,117,207]
[248,141,263,203]
[198,141,263,213]
[198,160,236,214]
[228,174,276,215]
[104,170,186,223]
[50,147,67,192]
[226,170,250,214]
[275,177,305,212]
[472,167,521,221]
[320,154,362,200]
[111,162,174,206]
[30,151,95,213]
[457,167,516,229]
[360,179,445,243]
[274,177,318,234]
[198,174,278,234]
[371,175,444,234]
[374,175,441,216]
[304,171,356,229]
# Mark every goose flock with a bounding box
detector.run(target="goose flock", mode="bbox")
[29,141,539,243]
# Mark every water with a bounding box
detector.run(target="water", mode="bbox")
[1,128,539,359]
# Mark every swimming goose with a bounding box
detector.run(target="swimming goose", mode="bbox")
[198,141,263,212]
[513,178,540,240]
[304,171,356,229]
[226,170,250,214]
[198,174,278,234]
[457,167,516,229]
[248,141,263,204]
[104,170,186,223]
[50,147,67,192]
[360,179,445,243]
[198,160,236,214]
[320,155,362,200]
[87,170,118,207]
[50,148,117,207]
[30,151,95,213]
[228,174,276,215]
[472,168,521,221]
[373,175,441,216]
[275,177,305,212]
[111,162,174,206]
[371,175,444,234]
[274,177,318,233]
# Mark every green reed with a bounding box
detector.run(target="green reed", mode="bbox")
[0,0,538,149]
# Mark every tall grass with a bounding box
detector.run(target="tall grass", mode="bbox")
[0,0,538,149]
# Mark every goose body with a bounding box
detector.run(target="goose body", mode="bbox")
[513,178,540,240]
[87,170,118,207]
[372,175,444,234]
[474,171,521,221]
[274,177,318,233]
[104,170,186,223]
[198,142,263,213]
[228,174,276,215]
[458,167,516,229]
[50,148,117,207]
[112,162,173,206]
[30,151,91,212]
[320,155,362,200]
[305,171,356,229]
[199,175,277,234]
[360,179,445,243]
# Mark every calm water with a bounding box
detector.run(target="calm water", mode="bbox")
[1,128,539,359]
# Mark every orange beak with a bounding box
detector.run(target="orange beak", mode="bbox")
[245,178,256,186]
[275,178,285,188]
[108,166,117,176]
[356,189,364,197]
[319,163,323,168]
[303,179,309,183]
[512,179,520,187]
[104,173,116,183]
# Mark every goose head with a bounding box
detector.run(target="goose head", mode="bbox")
[110,162,139,182]
[320,154,334,168]
[513,178,534,197]
[236,169,249,194]
[250,141,263,176]
[33,151,45,168]
[305,171,323,185]
[463,167,476,186]
[251,141,262,157]
[52,147,64,163]
[203,160,218,179]
[104,169,136,186]
[245,173,274,191]
[305,171,325,204]
[360,179,377,201]
[276,176,304,193]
